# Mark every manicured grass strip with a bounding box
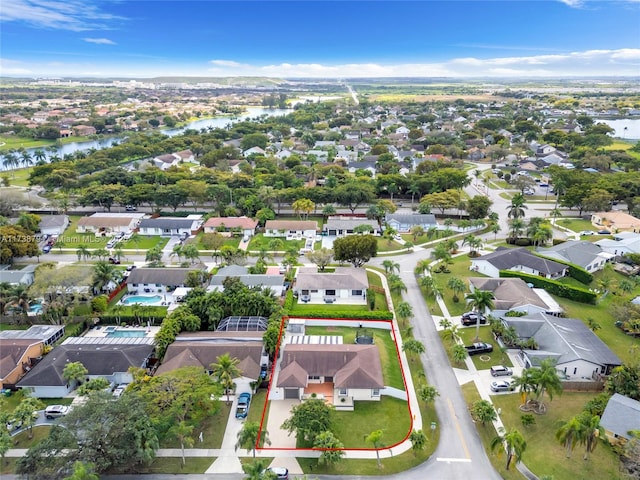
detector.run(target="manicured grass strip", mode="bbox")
[457,326,513,369]
[136,457,213,474]
[160,402,231,449]
[9,425,52,449]
[248,233,304,251]
[430,254,476,317]
[491,392,622,480]
[120,236,169,250]
[556,218,598,233]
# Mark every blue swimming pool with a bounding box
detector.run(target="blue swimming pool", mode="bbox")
[121,295,162,305]
[29,303,43,313]
[107,329,147,338]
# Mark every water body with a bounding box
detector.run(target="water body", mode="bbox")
[2,107,289,170]
[596,118,640,140]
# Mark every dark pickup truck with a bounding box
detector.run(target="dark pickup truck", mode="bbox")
[465,342,493,356]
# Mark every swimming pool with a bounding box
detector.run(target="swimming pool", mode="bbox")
[29,303,43,313]
[121,295,162,305]
[107,329,147,338]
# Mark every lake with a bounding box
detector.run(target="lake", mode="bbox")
[597,118,640,140]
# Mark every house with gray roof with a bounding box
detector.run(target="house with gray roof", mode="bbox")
[273,343,384,408]
[126,267,206,295]
[471,247,568,279]
[537,240,612,273]
[469,277,563,316]
[600,394,640,444]
[38,215,69,236]
[347,160,376,177]
[0,264,37,286]
[138,216,203,236]
[294,267,368,305]
[208,265,286,296]
[0,325,65,346]
[322,217,380,237]
[385,214,437,233]
[501,312,621,379]
[17,340,155,398]
[595,232,640,256]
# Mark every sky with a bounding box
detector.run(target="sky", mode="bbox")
[0,0,639,78]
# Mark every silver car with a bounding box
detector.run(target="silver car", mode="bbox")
[490,365,513,377]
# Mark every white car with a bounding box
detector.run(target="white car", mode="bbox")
[112,384,127,398]
[490,380,514,393]
[45,405,69,419]
[579,230,596,236]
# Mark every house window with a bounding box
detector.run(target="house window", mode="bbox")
[311,290,318,293]
[308,375,320,381]
[325,376,333,382]
[352,290,363,296]
[573,367,577,375]
[326,289,336,296]
[156,283,162,287]
[372,388,380,397]
[338,388,347,396]
[301,290,309,295]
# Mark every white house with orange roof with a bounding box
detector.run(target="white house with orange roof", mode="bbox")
[591,211,640,234]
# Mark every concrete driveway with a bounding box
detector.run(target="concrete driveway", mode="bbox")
[265,399,298,449]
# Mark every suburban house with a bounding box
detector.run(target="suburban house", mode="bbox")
[126,267,206,294]
[243,146,266,157]
[0,264,37,286]
[384,214,437,233]
[156,328,267,382]
[600,394,640,444]
[72,125,96,136]
[537,240,613,273]
[76,213,145,235]
[152,149,195,170]
[203,217,259,237]
[591,211,640,234]
[347,160,377,177]
[38,215,69,236]
[264,220,318,239]
[470,247,568,279]
[0,325,65,347]
[208,265,286,297]
[0,339,44,389]
[469,277,563,316]
[273,342,384,409]
[138,216,203,236]
[322,216,380,237]
[294,267,368,304]
[500,312,622,379]
[17,336,155,398]
[596,232,640,256]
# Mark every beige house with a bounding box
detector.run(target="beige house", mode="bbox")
[0,339,44,389]
[591,211,640,233]
[76,213,145,235]
[203,217,259,237]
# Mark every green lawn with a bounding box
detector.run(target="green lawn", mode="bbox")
[161,402,231,449]
[248,233,304,251]
[491,391,622,480]
[289,301,369,315]
[332,397,410,448]
[431,254,477,317]
[120,236,169,251]
[0,135,54,151]
[1,166,33,187]
[134,457,213,474]
[304,325,404,390]
[191,231,240,250]
[376,237,405,252]
[556,218,596,233]
[458,326,512,370]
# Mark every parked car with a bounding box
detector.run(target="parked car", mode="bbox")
[126,265,137,271]
[465,342,493,356]
[125,205,137,211]
[461,312,487,326]
[42,245,52,253]
[6,418,22,432]
[490,380,515,393]
[108,257,121,264]
[579,231,596,236]
[490,365,513,377]
[597,230,611,235]
[264,467,289,479]
[235,392,251,419]
[106,240,117,249]
[112,384,127,398]
[45,405,69,419]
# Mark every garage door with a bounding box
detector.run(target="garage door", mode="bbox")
[284,388,299,399]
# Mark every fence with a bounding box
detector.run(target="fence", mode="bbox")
[561,380,604,392]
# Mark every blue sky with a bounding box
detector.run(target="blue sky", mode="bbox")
[1,0,639,78]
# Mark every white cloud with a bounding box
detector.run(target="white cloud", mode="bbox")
[210,60,244,67]
[0,58,32,75]
[83,38,116,45]
[0,0,124,31]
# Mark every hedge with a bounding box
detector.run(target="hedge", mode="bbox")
[283,290,295,311]
[290,310,394,320]
[499,270,597,304]
[534,254,593,285]
[99,314,166,325]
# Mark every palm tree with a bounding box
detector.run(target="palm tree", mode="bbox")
[33,149,46,164]
[489,222,501,240]
[76,245,90,262]
[446,277,466,303]
[416,383,439,403]
[409,429,428,457]
[465,289,495,340]
[531,359,563,407]
[511,369,537,405]
[170,420,194,466]
[556,415,583,458]
[509,217,526,240]
[388,275,407,297]
[396,301,413,326]
[410,225,425,242]
[63,361,88,388]
[365,429,384,468]
[92,261,120,293]
[235,421,271,458]
[292,198,315,220]
[402,339,425,360]
[507,193,528,220]
[211,353,241,405]
[419,275,440,298]
[441,324,461,344]
[579,412,604,460]
[414,259,431,276]
[491,427,527,471]
[463,234,483,256]
[452,344,468,364]
[382,260,400,275]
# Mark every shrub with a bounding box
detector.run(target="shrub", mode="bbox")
[283,290,295,311]
[504,310,526,317]
[514,238,532,246]
[366,288,376,310]
[290,310,394,320]
[499,270,597,304]
[91,295,108,313]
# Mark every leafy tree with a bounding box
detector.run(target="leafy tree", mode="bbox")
[211,353,241,405]
[0,225,40,263]
[305,248,333,271]
[409,429,428,456]
[452,344,468,364]
[471,399,497,425]
[292,198,315,220]
[314,430,345,468]
[490,427,527,471]
[281,399,333,444]
[332,234,377,267]
[63,461,100,480]
[365,429,384,468]
[465,289,495,340]
[334,181,376,213]
[605,363,640,400]
[410,225,425,241]
[236,421,271,458]
[466,195,493,219]
[14,397,44,439]
[0,427,12,467]
[76,377,111,396]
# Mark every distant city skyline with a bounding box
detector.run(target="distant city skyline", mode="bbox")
[1,0,639,78]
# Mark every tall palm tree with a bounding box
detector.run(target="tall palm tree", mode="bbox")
[396,301,413,326]
[556,415,583,458]
[531,359,563,407]
[414,259,431,276]
[76,245,90,262]
[579,412,604,460]
[490,427,527,471]
[388,274,407,297]
[211,353,241,405]
[446,277,466,303]
[235,421,271,458]
[91,261,120,293]
[511,369,537,405]
[507,193,528,220]
[465,289,495,340]
[382,260,400,275]
[509,217,526,240]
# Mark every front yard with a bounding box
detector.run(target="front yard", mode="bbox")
[248,233,305,251]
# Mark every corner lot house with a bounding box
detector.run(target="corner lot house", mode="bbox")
[469,277,563,316]
[385,213,437,233]
[600,394,640,444]
[17,337,155,398]
[0,339,44,389]
[591,211,640,233]
[501,312,621,378]
[471,247,567,279]
[138,216,203,236]
[76,213,145,235]
[38,215,69,236]
[264,220,318,239]
[203,217,259,237]
[273,343,384,410]
[537,240,612,273]
[294,267,368,304]
[126,267,205,294]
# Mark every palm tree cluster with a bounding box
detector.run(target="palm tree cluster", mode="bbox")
[556,411,605,460]
[0,282,33,316]
[511,359,563,411]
